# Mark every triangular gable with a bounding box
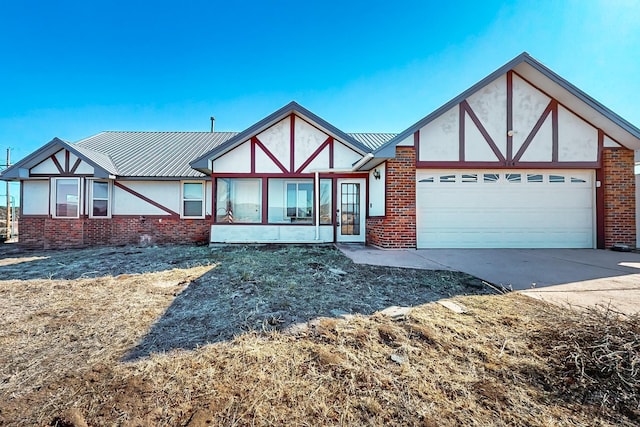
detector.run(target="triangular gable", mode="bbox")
[0,137,118,180]
[373,52,640,162]
[190,101,371,174]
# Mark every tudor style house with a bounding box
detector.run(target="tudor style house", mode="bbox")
[2,53,639,250]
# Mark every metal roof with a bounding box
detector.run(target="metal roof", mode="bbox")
[75,131,238,177]
[348,133,397,150]
[68,129,393,178]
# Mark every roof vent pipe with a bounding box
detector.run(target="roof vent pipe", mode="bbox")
[210,116,215,133]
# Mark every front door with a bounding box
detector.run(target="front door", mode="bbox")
[336,179,366,243]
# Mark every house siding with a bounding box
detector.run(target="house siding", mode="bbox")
[366,146,416,248]
[603,148,636,248]
[19,216,209,249]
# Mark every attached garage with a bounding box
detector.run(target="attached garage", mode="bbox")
[368,53,638,250]
[416,170,595,248]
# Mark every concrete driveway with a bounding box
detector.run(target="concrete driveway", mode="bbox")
[336,244,640,315]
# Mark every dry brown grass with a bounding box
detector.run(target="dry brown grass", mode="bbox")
[0,244,637,426]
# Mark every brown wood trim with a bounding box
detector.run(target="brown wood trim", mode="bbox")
[595,167,605,249]
[295,136,331,174]
[210,172,369,179]
[461,100,506,162]
[459,103,465,161]
[211,173,216,226]
[29,173,93,178]
[364,175,369,218]
[51,155,65,174]
[319,172,369,178]
[329,137,334,169]
[506,71,513,161]
[515,161,600,168]
[65,150,70,172]
[250,137,256,174]
[597,129,604,163]
[69,158,82,174]
[332,177,337,242]
[261,177,268,224]
[413,130,420,163]
[417,161,507,169]
[113,181,179,217]
[212,172,316,178]
[109,214,172,218]
[513,100,554,162]
[290,113,296,173]
[415,160,599,169]
[551,100,559,162]
[254,138,290,174]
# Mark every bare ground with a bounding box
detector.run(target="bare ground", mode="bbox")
[0,243,637,426]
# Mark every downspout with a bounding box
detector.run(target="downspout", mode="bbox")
[315,171,320,240]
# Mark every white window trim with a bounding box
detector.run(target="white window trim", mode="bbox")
[181,180,205,219]
[88,179,112,219]
[285,180,314,220]
[51,177,82,219]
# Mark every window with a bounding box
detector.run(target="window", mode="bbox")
[506,173,521,183]
[319,179,332,225]
[53,178,80,218]
[549,175,565,183]
[90,180,110,218]
[419,177,434,183]
[571,177,586,183]
[527,174,543,183]
[287,181,313,220]
[483,173,499,183]
[267,178,330,224]
[461,174,477,183]
[216,178,261,223]
[439,175,456,183]
[182,182,204,218]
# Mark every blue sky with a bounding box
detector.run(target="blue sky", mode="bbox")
[1,0,639,174]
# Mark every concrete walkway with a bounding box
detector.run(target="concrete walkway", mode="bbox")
[336,244,640,315]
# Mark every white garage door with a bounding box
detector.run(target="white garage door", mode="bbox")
[416,170,595,248]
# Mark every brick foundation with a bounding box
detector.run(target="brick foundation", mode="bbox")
[19,216,210,249]
[366,146,416,248]
[602,148,636,248]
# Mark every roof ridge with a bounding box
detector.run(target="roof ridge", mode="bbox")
[99,130,240,134]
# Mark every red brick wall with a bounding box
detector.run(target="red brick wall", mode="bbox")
[19,216,210,249]
[602,148,636,248]
[366,146,416,248]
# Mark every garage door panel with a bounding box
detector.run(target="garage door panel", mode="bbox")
[416,170,594,248]
[420,228,593,248]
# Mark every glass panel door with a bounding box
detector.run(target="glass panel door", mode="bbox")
[340,183,360,236]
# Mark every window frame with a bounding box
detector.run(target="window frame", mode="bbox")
[181,181,205,219]
[51,177,82,219]
[88,179,112,219]
[285,180,314,222]
[215,178,262,224]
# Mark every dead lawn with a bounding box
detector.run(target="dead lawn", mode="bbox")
[0,243,637,426]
